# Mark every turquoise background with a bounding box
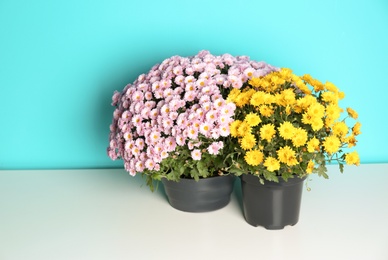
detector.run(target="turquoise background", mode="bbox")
[0,0,387,169]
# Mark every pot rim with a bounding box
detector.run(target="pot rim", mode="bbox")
[241,174,307,187]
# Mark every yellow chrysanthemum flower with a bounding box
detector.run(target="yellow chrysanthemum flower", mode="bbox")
[321,91,338,104]
[260,124,276,142]
[264,93,276,104]
[277,146,298,166]
[311,118,324,131]
[241,133,256,150]
[345,151,360,166]
[248,77,261,88]
[244,149,264,166]
[337,91,345,99]
[264,157,280,172]
[311,79,325,92]
[230,120,242,137]
[325,104,342,125]
[227,88,241,103]
[260,79,272,92]
[344,134,357,148]
[250,91,266,107]
[307,102,325,119]
[270,75,285,87]
[346,107,358,119]
[292,74,312,94]
[352,122,362,136]
[323,135,341,154]
[333,121,349,138]
[278,88,296,106]
[292,128,308,147]
[301,112,313,125]
[278,121,295,140]
[259,105,274,117]
[295,96,312,113]
[301,74,314,85]
[234,92,251,107]
[244,112,261,127]
[238,121,251,137]
[324,81,339,93]
[279,68,293,80]
[307,137,320,152]
[306,160,315,174]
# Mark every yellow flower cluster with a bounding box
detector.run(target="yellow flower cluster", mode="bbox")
[227,68,361,176]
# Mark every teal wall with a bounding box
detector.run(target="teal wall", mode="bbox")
[1,0,387,169]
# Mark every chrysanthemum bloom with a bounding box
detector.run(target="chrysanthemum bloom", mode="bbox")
[321,91,338,104]
[310,118,324,131]
[344,134,357,148]
[244,150,264,166]
[307,102,325,119]
[264,157,280,172]
[306,160,315,174]
[323,135,341,154]
[250,91,266,107]
[260,124,276,142]
[345,151,360,166]
[191,149,202,160]
[291,128,308,147]
[332,121,349,138]
[238,121,251,137]
[244,113,261,127]
[277,146,298,166]
[241,133,256,150]
[278,121,295,140]
[347,107,358,119]
[207,141,223,155]
[352,122,362,136]
[230,120,242,137]
[259,105,274,117]
[307,137,320,152]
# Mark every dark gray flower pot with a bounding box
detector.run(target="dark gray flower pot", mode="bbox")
[241,174,307,230]
[162,175,235,212]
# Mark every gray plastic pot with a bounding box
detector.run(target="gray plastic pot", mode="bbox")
[162,175,235,212]
[241,174,307,230]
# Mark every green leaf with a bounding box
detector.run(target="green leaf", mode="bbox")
[316,164,329,179]
[190,168,200,181]
[227,166,245,176]
[263,171,279,182]
[339,163,344,173]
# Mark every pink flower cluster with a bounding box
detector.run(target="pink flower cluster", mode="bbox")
[107,50,277,176]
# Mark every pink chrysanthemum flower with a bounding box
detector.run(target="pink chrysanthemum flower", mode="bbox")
[219,124,231,137]
[145,159,155,170]
[176,134,186,146]
[207,141,222,155]
[164,137,176,152]
[191,149,202,160]
[184,91,196,102]
[187,127,199,139]
[199,122,212,136]
[205,110,217,123]
[135,160,145,172]
[149,131,161,144]
[135,138,145,150]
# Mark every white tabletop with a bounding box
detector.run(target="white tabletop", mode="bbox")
[1,164,387,260]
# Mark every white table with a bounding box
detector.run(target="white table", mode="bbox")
[1,164,387,260]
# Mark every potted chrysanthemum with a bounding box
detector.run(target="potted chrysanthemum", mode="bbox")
[107,50,278,212]
[224,68,361,229]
